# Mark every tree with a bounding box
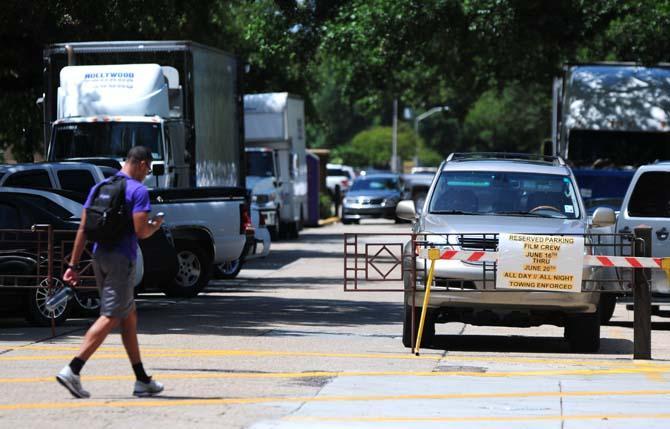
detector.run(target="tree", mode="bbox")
[333,124,441,168]
[463,82,550,153]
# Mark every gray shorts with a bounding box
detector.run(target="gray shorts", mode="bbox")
[92,248,136,318]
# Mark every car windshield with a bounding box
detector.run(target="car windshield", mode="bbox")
[51,122,163,161]
[350,177,399,191]
[429,171,581,218]
[246,151,275,177]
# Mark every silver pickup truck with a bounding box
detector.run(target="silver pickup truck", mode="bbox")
[0,162,250,297]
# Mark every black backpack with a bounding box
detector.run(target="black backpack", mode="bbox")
[84,176,130,243]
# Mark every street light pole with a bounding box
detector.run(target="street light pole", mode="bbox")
[413,105,449,166]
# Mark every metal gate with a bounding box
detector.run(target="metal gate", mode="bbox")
[0,225,96,333]
[344,232,639,293]
[343,233,420,292]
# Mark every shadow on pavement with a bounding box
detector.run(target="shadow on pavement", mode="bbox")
[0,295,404,342]
[426,334,633,355]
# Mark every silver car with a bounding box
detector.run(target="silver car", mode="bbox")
[396,153,612,353]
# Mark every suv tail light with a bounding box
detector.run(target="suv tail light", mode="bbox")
[341,179,349,188]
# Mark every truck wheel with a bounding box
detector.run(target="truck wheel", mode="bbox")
[166,242,212,298]
[269,209,281,241]
[565,313,600,353]
[287,221,299,239]
[599,294,617,324]
[214,256,244,279]
[27,278,71,326]
[402,304,435,348]
[298,207,305,231]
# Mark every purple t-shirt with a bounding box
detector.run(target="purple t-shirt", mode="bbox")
[83,171,151,261]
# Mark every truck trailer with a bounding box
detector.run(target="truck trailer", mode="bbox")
[551,63,670,209]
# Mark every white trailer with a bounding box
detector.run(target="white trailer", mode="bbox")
[244,93,307,239]
[551,63,670,209]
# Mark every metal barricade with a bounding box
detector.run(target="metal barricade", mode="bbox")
[343,230,667,359]
[0,225,96,335]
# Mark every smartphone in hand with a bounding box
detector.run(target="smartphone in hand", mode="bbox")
[150,212,165,225]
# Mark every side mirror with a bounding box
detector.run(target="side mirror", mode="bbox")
[591,207,616,227]
[152,164,165,176]
[396,200,417,221]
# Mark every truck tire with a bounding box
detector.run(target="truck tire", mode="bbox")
[287,220,299,239]
[166,241,212,298]
[402,304,435,348]
[565,313,601,353]
[214,256,244,279]
[27,278,71,326]
[269,209,281,241]
[599,294,617,324]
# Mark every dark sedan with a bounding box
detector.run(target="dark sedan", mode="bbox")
[342,173,403,224]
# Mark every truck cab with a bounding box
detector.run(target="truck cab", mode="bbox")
[46,63,189,189]
[246,147,280,233]
[244,93,308,239]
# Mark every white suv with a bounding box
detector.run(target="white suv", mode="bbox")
[396,153,607,352]
[326,163,355,197]
[614,162,670,302]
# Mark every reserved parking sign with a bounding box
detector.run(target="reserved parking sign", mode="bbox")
[496,233,585,292]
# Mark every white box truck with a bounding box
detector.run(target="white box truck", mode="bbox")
[41,41,244,189]
[37,41,252,292]
[244,93,307,239]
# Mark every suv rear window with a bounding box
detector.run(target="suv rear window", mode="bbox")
[57,170,96,195]
[3,170,52,189]
[628,171,670,217]
[327,168,345,176]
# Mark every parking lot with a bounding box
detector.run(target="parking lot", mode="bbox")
[2,220,670,428]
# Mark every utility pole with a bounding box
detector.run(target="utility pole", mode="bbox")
[391,99,398,172]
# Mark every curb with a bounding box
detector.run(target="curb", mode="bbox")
[317,216,340,226]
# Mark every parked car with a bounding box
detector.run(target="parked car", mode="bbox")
[342,173,403,224]
[326,163,356,197]
[0,187,177,325]
[396,153,607,352]
[401,172,437,214]
[1,161,246,297]
[0,187,131,324]
[0,162,105,194]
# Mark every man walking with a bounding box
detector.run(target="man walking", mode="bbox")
[56,146,164,398]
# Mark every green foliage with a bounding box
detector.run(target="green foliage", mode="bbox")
[463,82,549,153]
[319,194,334,219]
[4,1,670,161]
[333,124,441,168]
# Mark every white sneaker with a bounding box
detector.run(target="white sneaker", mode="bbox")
[133,379,164,397]
[56,365,90,399]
